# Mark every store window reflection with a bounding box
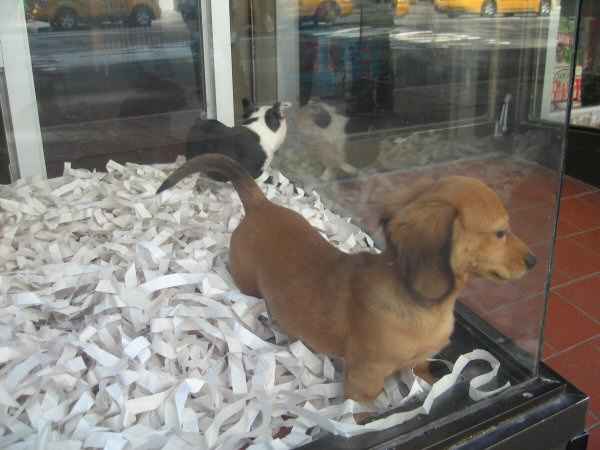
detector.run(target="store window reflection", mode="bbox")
[25,0,206,177]
[571,0,600,129]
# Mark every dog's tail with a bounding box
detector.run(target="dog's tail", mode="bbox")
[156,154,264,209]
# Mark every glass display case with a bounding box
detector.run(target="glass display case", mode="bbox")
[0,0,590,449]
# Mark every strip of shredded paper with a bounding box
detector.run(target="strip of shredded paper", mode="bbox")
[0,158,510,450]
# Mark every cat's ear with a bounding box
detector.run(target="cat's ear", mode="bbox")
[242,98,256,117]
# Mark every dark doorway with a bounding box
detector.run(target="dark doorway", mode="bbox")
[0,69,13,185]
[565,0,600,186]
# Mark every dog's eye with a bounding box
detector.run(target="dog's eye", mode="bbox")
[496,230,507,239]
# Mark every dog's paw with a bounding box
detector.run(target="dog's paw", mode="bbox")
[413,362,438,385]
[353,411,376,425]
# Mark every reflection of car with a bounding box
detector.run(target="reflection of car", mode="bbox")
[30,0,162,30]
[395,0,411,16]
[434,0,449,11]
[299,0,353,25]
[434,0,551,16]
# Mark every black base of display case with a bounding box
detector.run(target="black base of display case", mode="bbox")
[299,304,589,450]
[566,126,600,188]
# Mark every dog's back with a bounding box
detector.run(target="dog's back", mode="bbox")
[229,194,351,352]
[156,154,351,352]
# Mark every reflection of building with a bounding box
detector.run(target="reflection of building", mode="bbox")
[564,0,600,187]
[551,0,600,129]
[580,2,600,110]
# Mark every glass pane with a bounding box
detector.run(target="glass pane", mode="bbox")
[268,0,574,360]
[2,0,578,447]
[222,0,575,442]
[26,0,207,177]
[570,0,600,128]
[230,1,278,118]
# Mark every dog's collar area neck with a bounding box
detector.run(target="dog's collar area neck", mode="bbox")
[364,257,456,308]
[407,280,457,307]
[376,249,456,306]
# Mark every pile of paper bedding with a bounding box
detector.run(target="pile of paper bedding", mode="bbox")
[0,159,510,450]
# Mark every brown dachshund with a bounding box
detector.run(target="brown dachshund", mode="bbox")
[157,155,536,402]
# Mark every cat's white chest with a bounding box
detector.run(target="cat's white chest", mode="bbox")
[245,118,287,169]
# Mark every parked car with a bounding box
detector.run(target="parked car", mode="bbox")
[433,0,449,11]
[433,0,551,16]
[299,0,353,25]
[30,0,161,30]
[395,0,411,16]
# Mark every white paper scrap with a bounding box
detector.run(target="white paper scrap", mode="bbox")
[0,160,512,450]
[140,273,205,293]
[125,389,171,421]
[123,336,151,359]
[83,343,120,367]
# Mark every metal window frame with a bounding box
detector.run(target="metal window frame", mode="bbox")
[0,0,299,180]
[0,0,236,180]
[207,0,235,126]
[0,0,46,179]
[205,0,300,121]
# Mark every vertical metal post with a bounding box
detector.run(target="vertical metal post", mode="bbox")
[200,0,216,119]
[209,0,235,126]
[0,0,46,179]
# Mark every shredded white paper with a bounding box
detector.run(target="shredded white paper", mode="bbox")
[0,159,510,450]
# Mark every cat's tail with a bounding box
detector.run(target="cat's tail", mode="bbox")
[156,154,265,210]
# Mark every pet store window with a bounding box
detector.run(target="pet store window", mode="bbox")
[0,0,590,449]
[2,0,224,179]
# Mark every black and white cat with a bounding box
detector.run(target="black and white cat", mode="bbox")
[183,98,290,182]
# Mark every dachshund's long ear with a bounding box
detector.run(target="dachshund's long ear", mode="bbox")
[377,177,436,230]
[386,201,457,303]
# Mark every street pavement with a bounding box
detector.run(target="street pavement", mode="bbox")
[27,3,553,65]
[24,2,556,129]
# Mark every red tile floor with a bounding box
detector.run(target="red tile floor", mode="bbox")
[549,175,600,449]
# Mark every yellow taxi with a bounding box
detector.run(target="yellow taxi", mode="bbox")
[434,0,449,11]
[30,0,161,30]
[395,0,411,17]
[299,0,353,24]
[433,0,551,16]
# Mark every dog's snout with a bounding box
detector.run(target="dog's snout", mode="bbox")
[524,253,537,270]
